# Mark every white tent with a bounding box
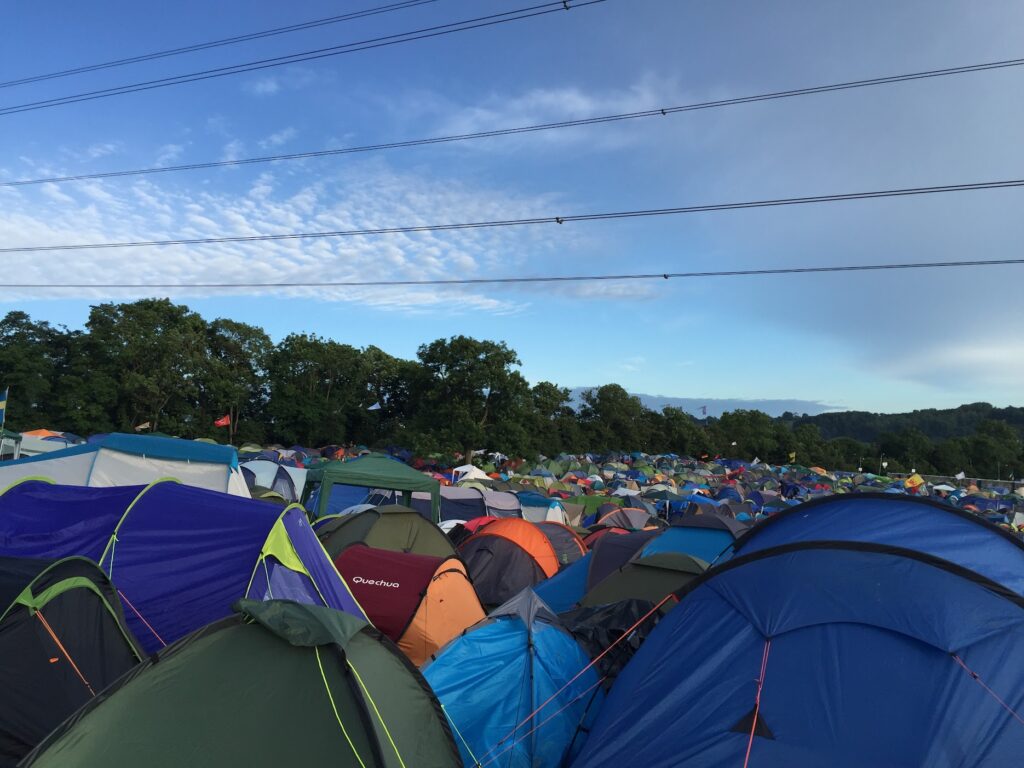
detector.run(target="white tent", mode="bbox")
[0,433,249,496]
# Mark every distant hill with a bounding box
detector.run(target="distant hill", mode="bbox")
[569,388,840,418]
[795,402,1024,442]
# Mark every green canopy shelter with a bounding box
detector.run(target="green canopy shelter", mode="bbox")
[22,600,461,768]
[303,453,441,522]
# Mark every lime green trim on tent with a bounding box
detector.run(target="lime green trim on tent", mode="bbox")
[98,478,181,579]
[0,475,55,498]
[441,703,482,768]
[347,659,408,768]
[0,559,144,660]
[315,647,369,768]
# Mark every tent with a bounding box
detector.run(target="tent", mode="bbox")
[0,556,142,767]
[725,493,1024,592]
[534,530,662,612]
[459,518,561,608]
[593,507,661,529]
[315,505,455,559]
[424,590,601,768]
[240,458,304,502]
[0,480,363,654]
[0,433,249,496]
[571,541,1024,767]
[22,600,461,768]
[537,521,588,567]
[304,453,441,521]
[579,552,706,607]
[334,545,485,666]
[641,514,748,563]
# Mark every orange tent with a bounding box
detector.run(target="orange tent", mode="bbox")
[335,545,485,666]
[459,518,561,608]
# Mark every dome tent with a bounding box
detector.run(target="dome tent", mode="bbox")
[458,518,561,609]
[0,480,363,654]
[579,551,706,607]
[571,496,1024,768]
[0,556,142,767]
[315,505,456,559]
[423,590,601,768]
[22,600,461,768]
[334,544,485,666]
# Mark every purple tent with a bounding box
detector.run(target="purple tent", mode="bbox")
[0,480,364,653]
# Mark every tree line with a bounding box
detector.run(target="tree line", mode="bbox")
[1,299,1021,479]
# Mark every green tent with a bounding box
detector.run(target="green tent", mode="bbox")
[315,506,455,559]
[581,552,707,608]
[22,600,461,768]
[303,453,441,522]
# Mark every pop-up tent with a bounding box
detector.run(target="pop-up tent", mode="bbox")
[459,518,562,608]
[22,600,462,768]
[0,556,142,767]
[0,480,364,653]
[571,542,1024,768]
[304,453,440,521]
[424,590,601,768]
[0,433,249,497]
[335,545,485,666]
[315,505,456,559]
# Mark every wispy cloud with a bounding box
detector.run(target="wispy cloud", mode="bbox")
[246,77,280,95]
[221,140,245,162]
[0,161,576,314]
[155,143,185,166]
[258,127,298,150]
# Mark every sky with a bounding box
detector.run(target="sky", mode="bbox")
[2,0,1023,416]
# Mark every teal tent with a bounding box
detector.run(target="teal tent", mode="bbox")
[303,453,441,522]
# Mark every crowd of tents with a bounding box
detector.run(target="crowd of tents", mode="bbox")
[1,431,1023,766]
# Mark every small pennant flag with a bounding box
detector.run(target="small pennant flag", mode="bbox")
[0,387,7,425]
[214,414,231,428]
[788,452,797,463]
[134,422,151,432]
[367,402,382,411]
[954,471,966,481]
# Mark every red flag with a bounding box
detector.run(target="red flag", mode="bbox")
[214,414,231,428]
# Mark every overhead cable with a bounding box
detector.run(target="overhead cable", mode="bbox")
[3,178,1021,254]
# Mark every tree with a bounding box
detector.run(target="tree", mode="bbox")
[0,312,65,430]
[199,319,273,444]
[415,336,527,460]
[578,384,648,451]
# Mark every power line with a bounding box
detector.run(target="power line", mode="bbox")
[0,1,606,117]
[5,55,1022,189]
[6,259,1023,290]
[3,178,1022,254]
[0,0,440,90]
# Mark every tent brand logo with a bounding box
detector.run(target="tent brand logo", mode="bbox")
[352,576,400,588]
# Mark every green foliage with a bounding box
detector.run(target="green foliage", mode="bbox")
[0,300,1021,479]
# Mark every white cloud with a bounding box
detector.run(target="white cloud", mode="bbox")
[258,127,298,150]
[246,77,280,95]
[155,144,185,166]
[86,142,120,160]
[0,162,576,314]
[221,140,245,162]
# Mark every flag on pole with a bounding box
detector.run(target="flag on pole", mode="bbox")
[0,387,7,427]
[134,422,151,432]
[700,405,707,417]
[367,402,382,411]
[214,414,231,428]
[788,451,797,463]
[954,471,966,481]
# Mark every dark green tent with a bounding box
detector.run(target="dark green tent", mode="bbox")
[303,454,441,522]
[22,600,461,768]
[581,552,707,608]
[315,506,456,559]
[0,556,142,767]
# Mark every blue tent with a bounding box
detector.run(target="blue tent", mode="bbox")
[0,480,364,653]
[641,516,746,564]
[572,542,1024,767]
[424,590,601,768]
[726,493,1024,593]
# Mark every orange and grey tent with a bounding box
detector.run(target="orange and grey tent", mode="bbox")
[459,518,560,608]
[335,544,485,666]
[536,521,587,568]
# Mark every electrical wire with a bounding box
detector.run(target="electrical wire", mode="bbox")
[6,259,1023,289]
[0,1,607,117]
[4,55,1022,189]
[3,177,1021,253]
[0,0,440,90]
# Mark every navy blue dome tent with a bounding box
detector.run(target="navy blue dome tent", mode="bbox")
[572,495,1024,767]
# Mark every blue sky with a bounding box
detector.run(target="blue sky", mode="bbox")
[2,0,1023,415]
